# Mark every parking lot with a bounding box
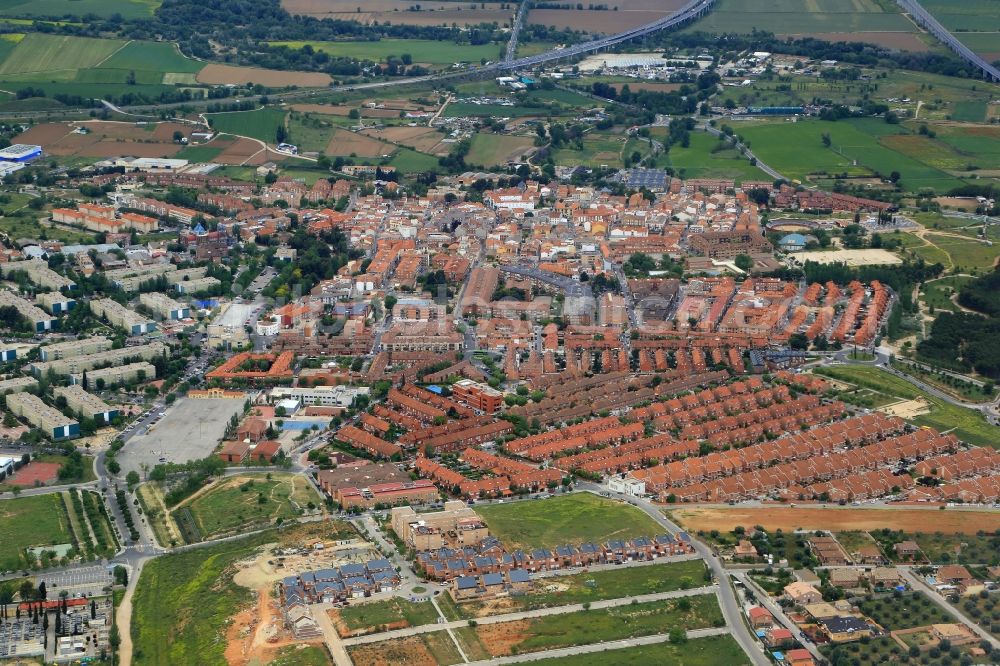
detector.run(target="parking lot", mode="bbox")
[116,396,245,474]
[36,564,115,598]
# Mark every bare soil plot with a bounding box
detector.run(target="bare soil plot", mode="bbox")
[348,635,441,666]
[197,63,332,87]
[77,140,183,158]
[15,122,74,145]
[778,31,930,51]
[326,128,395,157]
[362,125,446,153]
[669,506,1000,535]
[880,398,931,418]
[215,137,271,164]
[790,248,902,266]
[9,461,60,486]
[475,619,532,657]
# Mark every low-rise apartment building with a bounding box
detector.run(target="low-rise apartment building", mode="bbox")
[450,379,503,413]
[37,291,76,315]
[6,392,79,440]
[90,298,156,335]
[0,376,38,395]
[70,361,156,387]
[39,336,113,362]
[139,292,190,320]
[32,342,165,377]
[0,259,76,291]
[54,385,119,423]
[0,290,57,332]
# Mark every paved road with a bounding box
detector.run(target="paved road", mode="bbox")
[342,585,720,646]
[577,485,770,666]
[505,0,531,62]
[734,572,825,662]
[465,626,733,665]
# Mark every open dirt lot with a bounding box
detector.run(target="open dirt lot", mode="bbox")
[362,126,446,153]
[197,63,332,87]
[349,635,440,666]
[791,248,902,266]
[777,32,930,51]
[16,121,190,158]
[326,128,395,157]
[880,398,931,418]
[9,462,60,486]
[475,618,531,657]
[669,506,1000,535]
[214,137,289,165]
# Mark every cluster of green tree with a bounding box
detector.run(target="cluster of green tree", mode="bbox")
[817,100,891,121]
[957,266,1000,317]
[659,29,979,79]
[158,456,227,507]
[589,82,699,116]
[438,138,472,172]
[263,227,357,300]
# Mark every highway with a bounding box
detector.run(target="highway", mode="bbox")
[896,0,1000,82]
[506,0,531,63]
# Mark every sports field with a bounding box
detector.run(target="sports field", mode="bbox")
[0,33,126,77]
[207,108,288,144]
[269,39,499,65]
[812,365,999,447]
[475,493,663,550]
[0,494,74,571]
[669,506,1000,535]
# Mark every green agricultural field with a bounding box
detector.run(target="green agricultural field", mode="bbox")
[468,595,723,657]
[100,41,203,74]
[174,144,225,162]
[0,494,74,571]
[551,131,629,168]
[475,492,663,550]
[952,101,988,123]
[0,0,158,19]
[524,634,749,666]
[442,102,548,118]
[737,119,968,193]
[923,0,1000,32]
[857,592,953,630]
[924,231,1000,272]
[338,598,440,632]
[179,473,319,539]
[269,39,499,66]
[812,365,999,447]
[663,130,769,182]
[957,31,1000,55]
[388,147,439,173]
[0,33,126,77]
[286,114,337,153]
[207,108,288,144]
[683,0,914,34]
[466,133,535,167]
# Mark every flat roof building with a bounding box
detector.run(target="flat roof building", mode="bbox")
[54,385,119,423]
[32,341,165,376]
[139,292,190,320]
[0,259,76,291]
[71,361,156,388]
[270,385,369,408]
[6,392,79,440]
[37,291,76,315]
[0,144,42,162]
[90,298,156,335]
[0,289,57,332]
[172,276,221,295]
[39,336,113,362]
[0,376,38,395]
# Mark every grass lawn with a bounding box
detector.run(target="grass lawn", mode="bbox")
[551,131,628,168]
[920,276,974,313]
[0,33,126,77]
[207,108,287,144]
[664,131,770,182]
[174,144,225,162]
[0,494,74,571]
[472,594,723,656]
[466,133,535,167]
[475,493,664,550]
[338,598,439,632]
[269,39,499,66]
[857,591,953,630]
[923,232,1000,273]
[525,634,749,665]
[267,645,330,666]
[179,473,319,539]
[811,365,999,447]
